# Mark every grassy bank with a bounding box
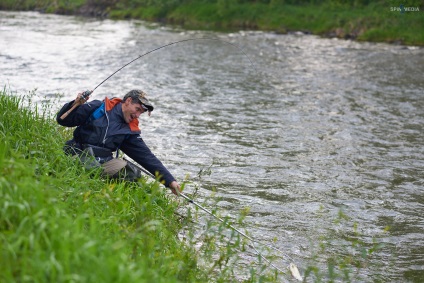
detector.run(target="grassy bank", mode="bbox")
[0,0,423,46]
[0,90,202,282]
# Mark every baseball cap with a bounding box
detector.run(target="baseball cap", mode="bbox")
[124,89,154,112]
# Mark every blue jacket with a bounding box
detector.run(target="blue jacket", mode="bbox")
[56,97,176,187]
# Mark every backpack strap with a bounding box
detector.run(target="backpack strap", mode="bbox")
[87,102,106,123]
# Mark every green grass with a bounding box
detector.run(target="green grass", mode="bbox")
[163,2,424,45]
[0,90,204,282]
[1,0,423,45]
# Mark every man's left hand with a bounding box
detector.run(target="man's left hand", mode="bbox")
[169,181,181,196]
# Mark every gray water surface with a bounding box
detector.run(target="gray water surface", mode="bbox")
[1,11,423,282]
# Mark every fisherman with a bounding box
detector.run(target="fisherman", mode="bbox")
[56,89,181,195]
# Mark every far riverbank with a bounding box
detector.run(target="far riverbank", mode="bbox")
[1,0,423,46]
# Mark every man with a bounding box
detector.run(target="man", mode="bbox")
[56,89,181,195]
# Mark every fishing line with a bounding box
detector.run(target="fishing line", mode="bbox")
[92,37,258,93]
[124,158,301,280]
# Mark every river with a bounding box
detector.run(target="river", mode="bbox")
[1,11,423,282]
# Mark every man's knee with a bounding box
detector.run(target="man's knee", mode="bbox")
[102,159,142,181]
[102,159,127,176]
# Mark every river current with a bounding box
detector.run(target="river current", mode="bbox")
[1,11,423,282]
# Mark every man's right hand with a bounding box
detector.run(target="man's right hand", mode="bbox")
[74,90,91,106]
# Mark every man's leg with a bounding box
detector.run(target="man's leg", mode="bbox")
[102,158,142,181]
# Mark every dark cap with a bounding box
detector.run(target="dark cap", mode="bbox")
[124,89,154,112]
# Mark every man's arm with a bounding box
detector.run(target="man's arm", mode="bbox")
[56,99,102,127]
[121,135,177,189]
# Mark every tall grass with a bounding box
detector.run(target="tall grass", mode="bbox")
[0,90,203,282]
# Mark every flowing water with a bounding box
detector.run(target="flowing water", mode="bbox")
[1,11,423,282]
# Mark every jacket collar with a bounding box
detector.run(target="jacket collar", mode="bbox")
[105,97,140,132]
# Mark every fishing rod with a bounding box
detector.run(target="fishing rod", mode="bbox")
[60,37,256,120]
[179,192,292,276]
[92,37,257,93]
[124,157,302,281]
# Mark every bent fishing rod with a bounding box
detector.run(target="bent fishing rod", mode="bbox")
[60,37,256,120]
[125,158,302,281]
